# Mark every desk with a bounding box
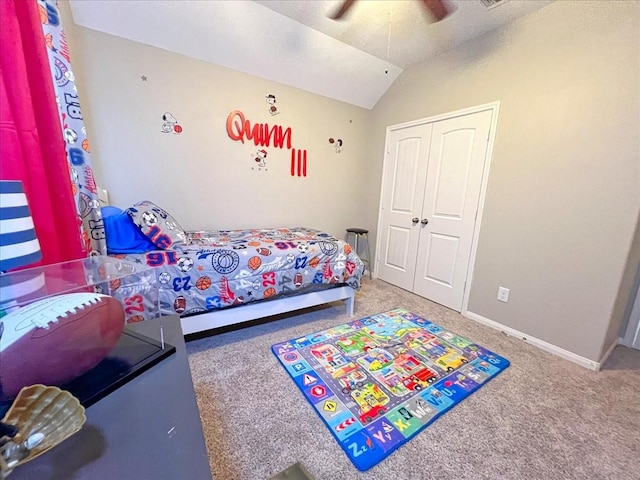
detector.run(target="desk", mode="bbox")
[11,315,212,480]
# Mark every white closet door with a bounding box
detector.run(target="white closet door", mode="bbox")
[377,124,432,291]
[413,110,492,311]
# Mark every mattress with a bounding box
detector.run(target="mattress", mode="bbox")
[109,227,365,323]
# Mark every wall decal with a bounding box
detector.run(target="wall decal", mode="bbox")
[226,110,309,178]
[291,149,307,177]
[329,137,344,153]
[161,112,183,134]
[252,149,268,171]
[265,94,279,116]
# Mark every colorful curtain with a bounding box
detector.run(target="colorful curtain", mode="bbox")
[37,0,106,257]
[0,0,84,266]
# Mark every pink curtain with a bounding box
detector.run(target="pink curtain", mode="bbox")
[0,0,85,265]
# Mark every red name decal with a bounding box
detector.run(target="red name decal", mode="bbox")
[226,110,292,149]
[226,110,308,177]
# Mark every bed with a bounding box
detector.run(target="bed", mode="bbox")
[103,201,365,336]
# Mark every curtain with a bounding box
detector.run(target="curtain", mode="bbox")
[38,0,107,257]
[0,0,84,266]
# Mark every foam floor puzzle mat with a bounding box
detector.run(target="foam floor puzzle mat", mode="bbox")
[272,308,510,471]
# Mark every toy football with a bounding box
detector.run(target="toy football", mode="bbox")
[0,292,125,399]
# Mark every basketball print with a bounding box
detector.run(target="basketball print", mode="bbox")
[264,287,277,298]
[319,241,338,257]
[344,244,352,255]
[196,276,212,290]
[256,247,272,256]
[309,257,320,268]
[211,249,240,274]
[248,256,262,270]
[127,315,145,324]
[248,241,261,247]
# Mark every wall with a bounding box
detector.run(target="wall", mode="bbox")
[367,0,640,362]
[60,3,370,239]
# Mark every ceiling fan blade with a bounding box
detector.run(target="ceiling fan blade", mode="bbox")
[420,0,451,22]
[328,0,357,20]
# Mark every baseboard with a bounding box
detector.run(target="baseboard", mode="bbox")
[463,311,603,371]
[597,337,619,369]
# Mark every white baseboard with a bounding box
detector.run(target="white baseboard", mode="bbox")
[598,337,619,368]
[463,310,615,371]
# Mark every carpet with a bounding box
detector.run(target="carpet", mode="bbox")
[272,308,510,471]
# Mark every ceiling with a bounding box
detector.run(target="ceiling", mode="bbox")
[69,0,552,109]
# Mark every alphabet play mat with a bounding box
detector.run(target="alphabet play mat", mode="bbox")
[272,308,510,471]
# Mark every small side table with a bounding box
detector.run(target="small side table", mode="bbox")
[345,228,372,279]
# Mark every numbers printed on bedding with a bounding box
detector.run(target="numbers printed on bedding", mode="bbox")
[262,272,276,287]
[279,274,294,293]
[205,296,222,309]
[294,257,307,269]
[145,226,172,249]
[146,251,178,267]
[124,294,145,314]
[172,276,192,292]
[275,241,297,250]
[312,271,323,284]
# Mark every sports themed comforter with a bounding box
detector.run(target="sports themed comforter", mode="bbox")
[109,227,365,324]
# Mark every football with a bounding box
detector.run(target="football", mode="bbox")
[0,292,125,400]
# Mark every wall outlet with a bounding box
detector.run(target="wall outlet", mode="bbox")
[497,287,510,303]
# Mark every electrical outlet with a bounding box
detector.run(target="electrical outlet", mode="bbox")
[497,287,510,303]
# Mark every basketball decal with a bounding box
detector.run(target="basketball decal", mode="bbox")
[211,249,240,274]
[196,276,212,290]
[109,278,121,292]
[309,257,320,268]
[127,315,145,324]
[344,244,352,255]
[248,241,261,247]
[248,256,262,270]
[264,287,277,298]
[319,241,338,257]
[79,192,92,217]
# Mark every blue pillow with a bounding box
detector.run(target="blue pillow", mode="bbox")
[102,206,158,254]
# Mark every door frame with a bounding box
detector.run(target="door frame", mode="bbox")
[374,101,501,313]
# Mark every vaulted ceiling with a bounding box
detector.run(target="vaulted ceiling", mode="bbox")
[69,0,552,109]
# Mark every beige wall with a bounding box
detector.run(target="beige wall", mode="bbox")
[368,0,640,362]
[61,6,370,238]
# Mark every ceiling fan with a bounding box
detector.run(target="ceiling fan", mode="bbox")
[329,0,453,23]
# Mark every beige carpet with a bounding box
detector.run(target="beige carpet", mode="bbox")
[186,279,640,480]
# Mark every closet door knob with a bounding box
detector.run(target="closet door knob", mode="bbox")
[412,217,419,224]
[421,218,429,225]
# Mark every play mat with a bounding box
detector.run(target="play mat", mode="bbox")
[272,308,510,471]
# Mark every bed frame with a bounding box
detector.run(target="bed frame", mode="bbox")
[179,286,356,336]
